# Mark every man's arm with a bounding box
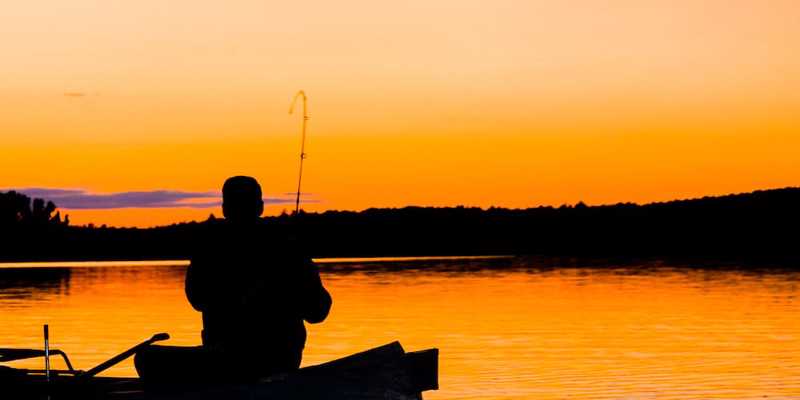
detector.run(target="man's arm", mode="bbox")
[299,259,332,324]
[185,259,209,312]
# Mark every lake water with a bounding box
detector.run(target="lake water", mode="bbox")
[0,258,798,399]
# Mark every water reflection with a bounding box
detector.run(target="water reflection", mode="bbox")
[0,258,798,399]
[0,268,71,302]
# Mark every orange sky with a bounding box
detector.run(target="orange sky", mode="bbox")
[1,0,798,227]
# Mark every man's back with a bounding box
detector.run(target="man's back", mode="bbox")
[186,222,330,362]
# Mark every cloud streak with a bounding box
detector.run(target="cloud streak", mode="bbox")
[9,188,309,209]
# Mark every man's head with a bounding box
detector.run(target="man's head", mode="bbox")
[222,176,264,223]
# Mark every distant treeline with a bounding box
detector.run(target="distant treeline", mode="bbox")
[0,188,798,264]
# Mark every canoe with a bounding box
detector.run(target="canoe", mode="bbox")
[0,339,438,400]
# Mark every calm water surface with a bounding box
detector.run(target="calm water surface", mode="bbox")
[0,259,798,399]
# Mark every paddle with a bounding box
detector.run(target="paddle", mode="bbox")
[79,333,169,379]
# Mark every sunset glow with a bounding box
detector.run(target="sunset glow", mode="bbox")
[2,0,798,226]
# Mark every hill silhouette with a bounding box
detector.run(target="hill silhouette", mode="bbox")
[1,187,798,264]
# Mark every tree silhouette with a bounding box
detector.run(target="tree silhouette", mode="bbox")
[0,187,798,265]
[0,191,67,228]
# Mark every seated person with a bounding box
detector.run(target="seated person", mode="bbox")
[134,176,332,383]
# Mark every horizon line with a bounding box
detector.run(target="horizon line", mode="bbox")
[52,185,800,229]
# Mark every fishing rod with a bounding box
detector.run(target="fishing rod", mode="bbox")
[289,90,308,216]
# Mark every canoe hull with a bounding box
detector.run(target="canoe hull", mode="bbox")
[1,342,438,400]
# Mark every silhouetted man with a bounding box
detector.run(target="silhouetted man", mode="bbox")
[135,176,331,383]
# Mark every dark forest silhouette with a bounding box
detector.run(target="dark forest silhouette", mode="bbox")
[0,191,68,227]
[1,187,798,264]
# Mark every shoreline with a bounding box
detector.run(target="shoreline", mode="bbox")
[0,255,515,269]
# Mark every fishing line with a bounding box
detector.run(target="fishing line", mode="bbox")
[289,90,308,216]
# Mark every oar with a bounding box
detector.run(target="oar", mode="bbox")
[79,333,169,379]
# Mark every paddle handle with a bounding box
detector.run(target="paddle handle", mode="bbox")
[80,333,169,379]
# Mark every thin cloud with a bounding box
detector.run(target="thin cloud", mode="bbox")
[15,188,217,209]
[63,92,87,98]
[283,192,314,196]
[10,188,311,210]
